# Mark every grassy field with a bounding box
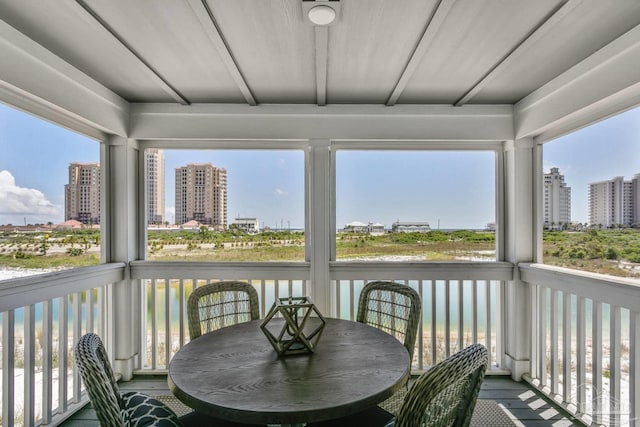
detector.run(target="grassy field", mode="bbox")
[1,228,639,278]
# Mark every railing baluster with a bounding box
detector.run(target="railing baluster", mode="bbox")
[550,290,558,395]
[529,283,538,380]
[472,280,478,345]
[151,280,158,370]
[631,310,640,427]
[42,300,53,424]
[577,296,586,416]
[539,286,547,388]
[457,281,463,353]
[2,310,15,426]
[58,296,68,413]
[24,304,35,426]
[86,289,93,333]
[495,280,504,368]
[563,292,572,402]
[431,281,436,365]
[444,280,450,358]
[349,280,355,321]
[140,280,148,369]
[610,305,621,426]
[179,279,186,346]
[165,279,171,367]
[485,280,491,364]
[73,292,82,403]
[593,301,603,425]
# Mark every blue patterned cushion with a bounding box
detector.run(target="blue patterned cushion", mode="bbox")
[121,391,181,427]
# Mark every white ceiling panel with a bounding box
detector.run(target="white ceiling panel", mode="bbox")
[327,0,439,103]
[207,0,316,104]
[1,0,639,109]
[471,0,640,104]
[398,0,564,104]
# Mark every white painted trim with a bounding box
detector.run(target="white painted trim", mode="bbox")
[515,23,640,141]
[329,261,513,280]
[129,261,311,280]
[0,263,125,312]
[0,18,129,137]
[129,103,515,141]
[519,263,640,310]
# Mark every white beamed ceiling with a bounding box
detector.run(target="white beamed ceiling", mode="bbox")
[1,0,640,141]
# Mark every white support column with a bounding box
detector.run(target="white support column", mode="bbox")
[503,138,534,380]
[308,140,332,316]
[106,135,140,381]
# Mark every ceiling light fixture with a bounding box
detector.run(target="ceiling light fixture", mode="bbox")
[307,5,336,25]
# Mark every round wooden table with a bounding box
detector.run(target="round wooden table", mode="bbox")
[168,317,410,425]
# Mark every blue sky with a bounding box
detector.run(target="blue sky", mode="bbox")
[1,102,639,228]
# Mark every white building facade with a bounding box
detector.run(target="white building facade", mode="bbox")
[589,175,637,227]
[145,149,165,225]
[543,167,571,229]
[233,217,260,233]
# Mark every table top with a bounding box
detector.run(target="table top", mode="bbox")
[168,317,410,425]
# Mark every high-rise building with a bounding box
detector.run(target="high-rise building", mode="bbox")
[543,167,571,229]
[175,163,227,227]
[589,175,635,228]
[65,162,100,225]
[145,149,165,225]
[633,174,640,227]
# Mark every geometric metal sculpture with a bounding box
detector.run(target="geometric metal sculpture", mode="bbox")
[260,296,326,356]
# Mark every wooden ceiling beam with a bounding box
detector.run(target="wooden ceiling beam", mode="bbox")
[74,0,190,105]
[315,26,329,106]
[186,0,257,106]
[454,0,582,106]
[386,0,457,106]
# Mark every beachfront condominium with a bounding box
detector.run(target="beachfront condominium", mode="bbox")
[65,162,100,225]
[543,167,571,229]
[175,163,227,227]
[589,174,639,228]
[145,149,165,225]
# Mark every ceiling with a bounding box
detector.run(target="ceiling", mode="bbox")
[2,0,640,110]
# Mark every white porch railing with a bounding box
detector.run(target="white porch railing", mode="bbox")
[5,260,638,426]
[521,263,640,427]
[0,263,125,427]
[131,261,513,373]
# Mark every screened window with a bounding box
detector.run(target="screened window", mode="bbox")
[542,106,640,278]
[0,103,101,279]
[335,150,496,261]
[145,149,305,262]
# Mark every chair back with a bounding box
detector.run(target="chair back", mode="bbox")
[74,333,125,427]
[187,280,260,339]
[357,281,421,361]
[394,343,489,427]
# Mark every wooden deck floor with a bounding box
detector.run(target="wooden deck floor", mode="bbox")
[61,375,582,426]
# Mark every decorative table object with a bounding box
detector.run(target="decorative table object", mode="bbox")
[260,296,326,356]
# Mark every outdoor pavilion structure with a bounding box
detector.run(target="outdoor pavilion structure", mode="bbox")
[1,1,640,426]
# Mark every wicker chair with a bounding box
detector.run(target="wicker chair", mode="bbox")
[74,332,264,427]
[187,280,260,340]
[308,343,489,427]
[357,280,421,415]
[74,332,181,427]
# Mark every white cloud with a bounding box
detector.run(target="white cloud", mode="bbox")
[0,170,61,224]
[273,188,288,197]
